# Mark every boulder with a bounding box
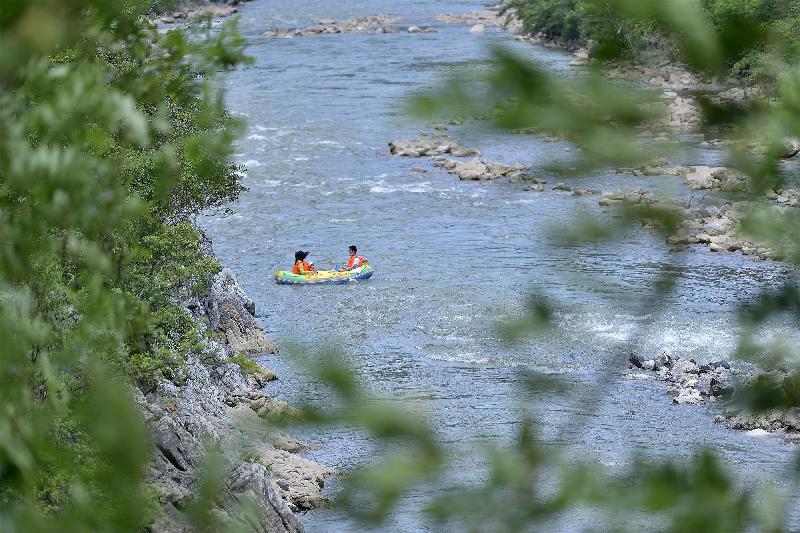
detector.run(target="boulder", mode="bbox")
[206,269,277,356]
[469,23,486,33]
[673,388,704,405]
[671,358,699,376]
[571,187,601,196]
[683,166,747,192]
[629,352,646,368]
[654,352,672,370]
[389,138,479,157]
[709,373,733,397]
[433,157,525,181]
[259,448,334,512]
[435,11,504,26]
[779,138,800,158]
[223,463,304,532]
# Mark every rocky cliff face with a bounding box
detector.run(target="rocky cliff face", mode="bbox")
[142,240,327,532]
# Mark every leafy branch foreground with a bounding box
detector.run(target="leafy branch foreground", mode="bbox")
[1,0,250,529]
[3,0,800,532]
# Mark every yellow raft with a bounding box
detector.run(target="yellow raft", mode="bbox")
[274,264,374,285]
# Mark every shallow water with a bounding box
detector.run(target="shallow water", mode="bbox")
[201,1,800,530]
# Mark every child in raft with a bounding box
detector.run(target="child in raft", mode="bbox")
[292,250,317,275]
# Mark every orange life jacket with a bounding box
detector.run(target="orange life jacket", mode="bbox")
[347,255,366,269]
[292,260,313,275]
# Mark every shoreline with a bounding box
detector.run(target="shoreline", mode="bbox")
[149,0,251,25]
[143,226,328,532]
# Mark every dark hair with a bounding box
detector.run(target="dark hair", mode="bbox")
[295,250,308,261]
[349,245,357,253]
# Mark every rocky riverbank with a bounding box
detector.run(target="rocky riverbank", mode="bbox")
[143,228,328,532]
[261,15,441,37]
[151,0,250,24]
[627,352,800,443]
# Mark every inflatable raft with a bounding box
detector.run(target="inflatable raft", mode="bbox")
[274,264,374,285]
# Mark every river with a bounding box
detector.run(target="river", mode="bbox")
[200,1,800,530]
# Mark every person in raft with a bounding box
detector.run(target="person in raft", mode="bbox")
[341,245,367,271]
[292,250,317,275]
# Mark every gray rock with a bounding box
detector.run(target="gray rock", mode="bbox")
[389,138,479,157]
[671,358,699,376]
[654,352,672,370]
[708,372,733,396]
[780,138,800,158]
[673,388,704,405]
[629,352,645,368]
[206,269,277,355]
[432,157,524,181]
[223,463,303,532]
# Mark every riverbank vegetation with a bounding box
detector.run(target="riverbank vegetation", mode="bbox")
[1,1,247,528]
[505,0,800,84]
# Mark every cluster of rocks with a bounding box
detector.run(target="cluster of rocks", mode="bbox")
[598,188,658,207]
[262,15,437,37]
[629,353,800,442]
[664,96,702,131]
[769,188,800,207]
[144,233,328,532]
[627,352,733,405]
[683,165,748,192]
[617,162,749,192]
[435,10,508,27]
[676,203,785,259]
[153,0,246,24]
[432,157,525,181]
[389,137,530,182]
[608,63,714,93]
[551,182,601,196]
[389,138,480,157]
[513,31,579,51]
[725,405,800,442]
[407,25,438,34]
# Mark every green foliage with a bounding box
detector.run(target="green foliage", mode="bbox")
[0,0,247,529]
[506,0,800,74]
[229,353,262,376]
[506,0,581,40]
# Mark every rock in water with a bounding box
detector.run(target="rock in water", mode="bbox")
[780,138,800,158]
[469,23,485,33]
[709,374,733,396]
[673,388,704,405]
[629,352,646,368]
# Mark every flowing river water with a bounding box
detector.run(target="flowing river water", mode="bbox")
[200,1,800,530]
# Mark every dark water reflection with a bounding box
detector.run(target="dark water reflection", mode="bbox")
[200,1,800,530]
